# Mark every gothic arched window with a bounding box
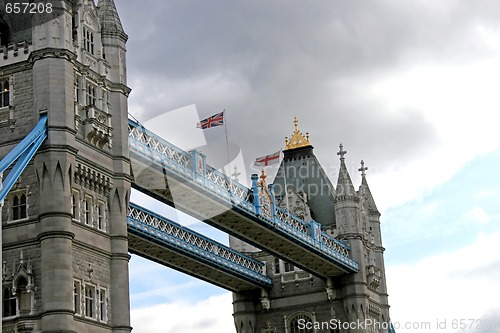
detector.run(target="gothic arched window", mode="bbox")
[1,79,9,108]
[3,287,16,317]
[288,313,314,333]
[12,192,27,221]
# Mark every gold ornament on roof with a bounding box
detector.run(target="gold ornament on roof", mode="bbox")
[258,169,268,187]
[285,117,311,150]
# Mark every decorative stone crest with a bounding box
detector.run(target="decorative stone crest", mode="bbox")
[260,288,271,310]
[83,106,113,148]
[325,277,336,301]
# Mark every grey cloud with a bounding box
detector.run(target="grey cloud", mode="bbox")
[116,0,500,182]
[456,308,500,333]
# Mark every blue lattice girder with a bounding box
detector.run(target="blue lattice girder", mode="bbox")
[127,202,272,291]
[0,115,48,202]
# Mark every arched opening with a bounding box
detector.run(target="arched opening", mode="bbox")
[17,276,31,315]
[289,313,314,333]
[12,193,27,220]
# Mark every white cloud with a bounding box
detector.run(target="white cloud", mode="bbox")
[465,206,491,224]
[131,293,234,333]
[387,232,500,333]
[365,57,500,213]
[474,190,497,200]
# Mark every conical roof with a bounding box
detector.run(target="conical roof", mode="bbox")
[97,0,125,35]
[335,144,356,198]
[358,160,379,214]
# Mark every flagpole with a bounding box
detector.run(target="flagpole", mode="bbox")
[223,109,233,195]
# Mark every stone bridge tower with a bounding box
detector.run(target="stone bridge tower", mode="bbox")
[1,1,132,332]
[231,119,390,333]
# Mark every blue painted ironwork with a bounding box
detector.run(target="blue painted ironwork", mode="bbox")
[389,319,397,333]
[128,119,359,272]
[0,114,48,202]
[127,202,272,287]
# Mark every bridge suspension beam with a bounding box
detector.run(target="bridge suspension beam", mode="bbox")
[128,202,272,292]
[128,119,359,278]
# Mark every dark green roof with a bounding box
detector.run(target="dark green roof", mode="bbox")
[272,145,336,226]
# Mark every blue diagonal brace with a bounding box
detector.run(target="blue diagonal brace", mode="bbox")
[0,115,47,202]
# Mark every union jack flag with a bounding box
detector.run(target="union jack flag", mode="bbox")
[196,111,224,129]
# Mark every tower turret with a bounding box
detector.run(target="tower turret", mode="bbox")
[274,117,336,226]
[333,145,372,332]
[332,151,391,332]
[334,143,360,235]
[98,0,128,85]
[1,1,132,332]
[358,160,390,325]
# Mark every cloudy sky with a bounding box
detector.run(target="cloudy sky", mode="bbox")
[113,1,500,332]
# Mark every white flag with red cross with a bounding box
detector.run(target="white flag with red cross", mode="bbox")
[254,151,281,166]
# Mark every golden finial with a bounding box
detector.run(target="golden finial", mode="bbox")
[285,117,311,150]
[259,169,267,184]
[258,169,268,190]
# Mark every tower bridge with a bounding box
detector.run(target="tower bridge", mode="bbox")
[128,119,359,278]
[1,1,392,332]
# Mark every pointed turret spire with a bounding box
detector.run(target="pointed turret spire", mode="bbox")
[358,160,379,214]
[336,143,356,197]
[97,0,126,37]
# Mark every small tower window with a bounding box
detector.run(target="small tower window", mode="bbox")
[74,280,81,315]
[3,287,16,317]
[99,288,107,321]
[75,76,81,104]
[83,28,95,55]
[83,196,92,226]
[72,14,78,41]
[11,192,27,221]
[274,257,281,274]
[84,285,95,318]
[71,191,80,221]
[97,202,105,231]
[284,261,294,273]
[86,83,97,107]
[1,79,9,108]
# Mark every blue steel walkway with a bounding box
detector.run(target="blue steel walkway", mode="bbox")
[128,202,272,292]
[128,119,359,278]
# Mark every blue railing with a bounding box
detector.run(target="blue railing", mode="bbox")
[127,202,272,287]
[128,119,359,272]
[0,114,48,202]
